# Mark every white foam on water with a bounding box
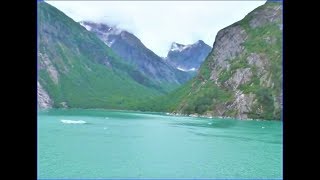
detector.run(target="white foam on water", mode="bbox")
[262,126,265,129]
[105,117,109,119]
[60,119,87,124]
[208,122,213,125]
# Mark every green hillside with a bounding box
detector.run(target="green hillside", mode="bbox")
[38,2,162,109]
[141,1,282,120]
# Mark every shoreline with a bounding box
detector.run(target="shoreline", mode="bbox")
[164,112,279,121]
[38,107,280,121]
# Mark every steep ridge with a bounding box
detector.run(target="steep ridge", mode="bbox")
[79,21,192,90]
[38,2,162,109]
[143,1,282,120]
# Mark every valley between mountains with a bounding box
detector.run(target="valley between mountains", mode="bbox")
[38,1,282,120]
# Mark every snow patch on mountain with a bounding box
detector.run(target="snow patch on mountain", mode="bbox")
[79,21,122,47]
[79,22,92,31]
[170,43,192,52]
[101,28,122,47]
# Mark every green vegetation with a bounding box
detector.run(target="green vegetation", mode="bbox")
[198,56,212,80]
[38,2,164,109]
[38,2,282,121]
[247,88,275,120]
[180,82,233,114]
[139,78,233,115]
[218,69,233,84]
[136,80,193,112]
[239,3,282,120]
[230,57,248,71]
[148,2,282,120]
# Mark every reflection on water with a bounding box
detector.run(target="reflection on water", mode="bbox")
[171,119,238,129]
[189,131,281,145]
[170,117,282,145]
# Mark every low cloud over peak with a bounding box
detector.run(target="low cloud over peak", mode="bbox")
[46,1,266,57]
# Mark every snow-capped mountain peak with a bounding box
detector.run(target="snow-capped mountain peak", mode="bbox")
[79,21,123,47]
[170,42,182,51]
[166,40,212,72]
[170,42,191,52]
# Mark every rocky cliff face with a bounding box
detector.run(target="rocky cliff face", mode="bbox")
[79,21,192,87]
[38,81,53,109]
[165,40,211,72]
[173,1,282,120]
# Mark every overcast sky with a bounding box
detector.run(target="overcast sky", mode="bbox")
[46,0,266,57]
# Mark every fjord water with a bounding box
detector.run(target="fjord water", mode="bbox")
[38,109,282,178]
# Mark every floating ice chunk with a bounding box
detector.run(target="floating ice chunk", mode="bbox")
[60,119,87,124]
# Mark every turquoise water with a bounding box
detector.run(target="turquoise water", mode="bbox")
[38,109,282,178]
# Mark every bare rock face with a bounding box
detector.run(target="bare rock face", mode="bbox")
[210,25,247,70]
[38,52,59,84]
[208,25,247,84]
[175,1,282,120]
[226,91,256,119]
[247,53,269,76]
[249,4,282,29]
[225,68,253,90]
[37,82,53,109]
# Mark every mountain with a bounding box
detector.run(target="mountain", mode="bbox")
[38,2,163,109]
[143,1,282,120]
[165,40,211,72]
[79,21,193,90]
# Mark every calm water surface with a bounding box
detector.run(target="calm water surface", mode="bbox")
[38,109,282,178]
